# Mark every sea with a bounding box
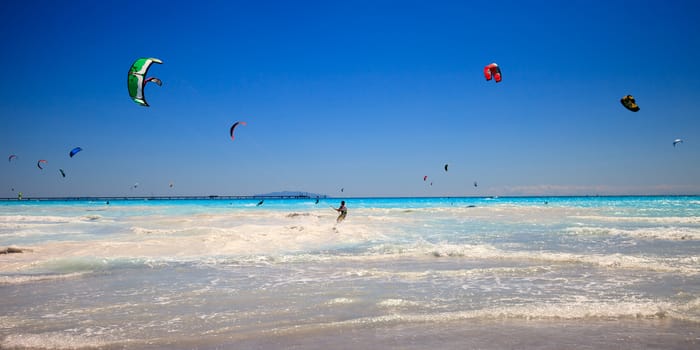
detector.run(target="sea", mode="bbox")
[0,196,698,349]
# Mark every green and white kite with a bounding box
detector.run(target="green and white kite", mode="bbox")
[127,57,163,107]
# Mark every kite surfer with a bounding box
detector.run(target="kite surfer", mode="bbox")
[332,201,347,223]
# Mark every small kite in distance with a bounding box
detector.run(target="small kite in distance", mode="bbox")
[59,169,66,178]
[423,175,428,182]
[673,139,683,147]
[8,155,17,162]
[621,95,640,112]
[230,121,247,141]
[128,57,163,107]
[69,147,83,158]
[484,63,502,83]
[37,159,47,169]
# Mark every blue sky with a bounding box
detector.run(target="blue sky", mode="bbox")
[1,0,699,197]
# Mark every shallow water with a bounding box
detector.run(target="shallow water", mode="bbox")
[1,196,699,349]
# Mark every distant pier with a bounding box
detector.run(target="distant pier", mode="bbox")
[0,194,329,201]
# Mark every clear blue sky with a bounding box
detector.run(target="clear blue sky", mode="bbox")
[1,0,699,197]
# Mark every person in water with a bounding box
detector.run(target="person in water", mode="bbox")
[333,201,347,223]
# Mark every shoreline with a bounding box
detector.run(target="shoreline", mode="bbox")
[2,315,698,349]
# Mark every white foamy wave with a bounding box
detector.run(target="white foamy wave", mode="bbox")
[0,214,106,240]
[26,256,171,275]
[0,215,73,224]
[0,332,123,350]
[377,298,423,308]
[572,215,700,225]
[0,272,87,285]
[666,297,700,323]
[0,214,106,226]
[368,242,700,275]
[269,299,689,337]
[362,300,671,323]
[130,226,181,235]
[337,265,550,282]
[566,226,700,240]
[327,297,355,305]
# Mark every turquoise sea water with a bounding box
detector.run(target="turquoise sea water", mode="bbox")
[1,196,699,349]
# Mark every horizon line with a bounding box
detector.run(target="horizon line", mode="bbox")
[1,194,698,201]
